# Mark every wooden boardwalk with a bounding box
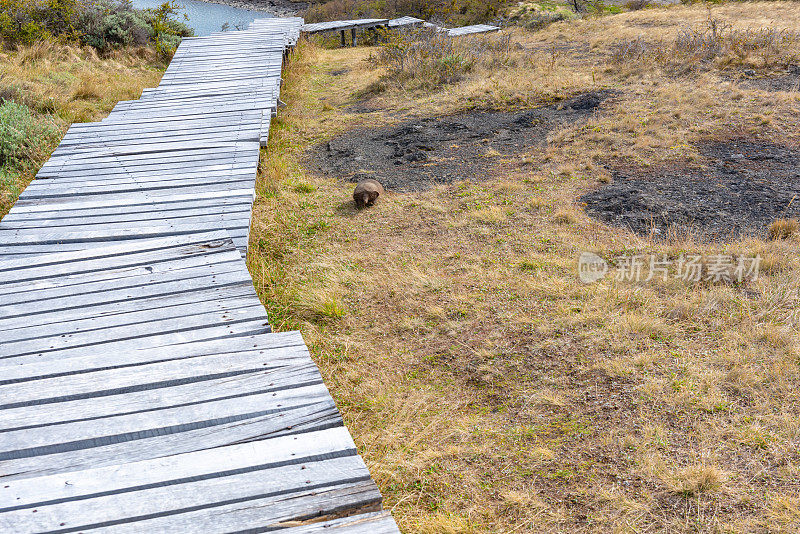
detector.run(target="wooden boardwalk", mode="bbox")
[301,16,499,45]
[0,18,399,533]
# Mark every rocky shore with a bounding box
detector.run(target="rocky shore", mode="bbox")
[200,0,307,17]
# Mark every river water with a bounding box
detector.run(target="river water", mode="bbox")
[130,0,272,36]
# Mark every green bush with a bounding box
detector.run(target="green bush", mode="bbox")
[0,0,192,53]
[0,100,60,172]
[0,0,82,44]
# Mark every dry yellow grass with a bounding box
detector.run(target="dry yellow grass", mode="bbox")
[769,218,799,240]
[249,2,800,531]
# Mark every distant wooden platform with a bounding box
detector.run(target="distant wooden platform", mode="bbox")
[0,17,399,533]
[387,16,426,28]
[446,24,501,36]
[302,16,499,46]
[302,18,389,34]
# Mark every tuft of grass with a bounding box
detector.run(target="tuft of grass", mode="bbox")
[671,465,727,497]
[768,218,799,240]
[294,181,317,194]
[71,74,103,100]
[553,210,575,224]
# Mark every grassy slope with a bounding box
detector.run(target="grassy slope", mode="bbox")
[0,43,164,217]
[250,2,800,532]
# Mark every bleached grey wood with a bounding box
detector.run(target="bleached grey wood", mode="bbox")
[0,283,258,332]
[0,404,341,481]
[9,189,254,214]
[302,18,388,33]
[1,317,270,367]
[0,19,398,532]
[0,459,375,533]
[77,481,382,534]
[0,384,332,460]
[0,353,317,420]
[0,302,268,358]
[0,258,247,310]
[0,331,305,384]
[282,512,401,534]
[0,427,357,504]
[0,231,230,273]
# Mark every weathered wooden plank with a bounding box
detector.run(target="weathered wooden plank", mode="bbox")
[41,142,258,166]
[0,205,253,230]
[1,196,252,223]
[0,221,251,246]
[0,404,341,481]
[66,110,263,131]
[0,284,258,331]
[0,427,357,501]
[302,18,389,33]
[446,24,501,36]
[0,458,376,533]
[21,176,256,198]
[0,317,270,367]
[61,121,262,143]
[77,481,382,534]
[282,512,401,534]
[0,384,333,461]
[33,164,257,183]
[17,183,256,205]
[0,331,305,384]
[0,232,231,274]
[0,257,247,310]
[0,351,316,418]
[0,302,268,358]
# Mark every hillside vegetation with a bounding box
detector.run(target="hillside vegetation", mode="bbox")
[253,2,800,531]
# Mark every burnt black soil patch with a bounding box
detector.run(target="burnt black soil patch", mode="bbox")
[739,74,800,92]
[309,91,611,191]
[730,65,800,92]
[582,140,800,240]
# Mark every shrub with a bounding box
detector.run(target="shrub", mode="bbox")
[0,0,192,53]
[508,1,578,30]
[610,18,800,72]
[0,100,60,172]
[0,0,82,45]
[372,27,512,88]
[76,2,152,50]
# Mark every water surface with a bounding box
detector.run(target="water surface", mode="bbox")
[131,0,271,36]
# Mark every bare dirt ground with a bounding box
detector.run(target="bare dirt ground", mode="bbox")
[735,66,800,92]
[582,139,800,240]
[310,92,610,191]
